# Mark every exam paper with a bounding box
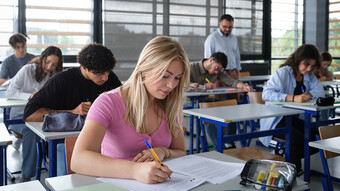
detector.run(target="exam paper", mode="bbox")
[97,172,205,191]
[164,155,245,184]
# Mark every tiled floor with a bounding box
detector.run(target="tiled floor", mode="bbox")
[3,115,340,190]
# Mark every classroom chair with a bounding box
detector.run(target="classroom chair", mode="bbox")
[239,71,250,77]
[247,92,265,105]
[316,125,340,191]
[64,136,78,175]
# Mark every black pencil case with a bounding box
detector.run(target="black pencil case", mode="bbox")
[316,97,334,106]
[240,159,297,191]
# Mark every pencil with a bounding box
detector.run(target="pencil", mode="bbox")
[144,139,171,179]
[205,78,210,83]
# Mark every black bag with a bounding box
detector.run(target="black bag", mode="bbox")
[240,159,297,191]
[316,97,334,106]
[42,112,85,132]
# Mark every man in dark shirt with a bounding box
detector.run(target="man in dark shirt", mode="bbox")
[24,43,122,121]
[22,43,121,180]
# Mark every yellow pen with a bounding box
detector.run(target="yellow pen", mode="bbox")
[144,139,171,179]
[205,78,210,83]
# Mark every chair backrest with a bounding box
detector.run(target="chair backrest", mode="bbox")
[335,74,340,80]
[65,136,78,174]
[247,92,265,104]
[318,125,340,159]
[239,71,250,77]
[199,99,237,108]
[199,100,237,125]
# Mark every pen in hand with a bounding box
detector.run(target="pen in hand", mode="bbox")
[301,86,305,94]
[144,139,171,179]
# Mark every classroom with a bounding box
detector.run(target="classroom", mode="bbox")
[0,0,340,190]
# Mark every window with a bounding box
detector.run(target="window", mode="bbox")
[169,0,219,60]
[0,0,17,61]
[224,0,264,56]
[271,0,304,73]
[25,0,92,56]
[103,0,220,81]
[329,0,340,60]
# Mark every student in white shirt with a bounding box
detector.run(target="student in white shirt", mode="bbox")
[5,46,63,182]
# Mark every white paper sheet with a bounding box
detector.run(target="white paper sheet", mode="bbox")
[163,155,245,184]
[97,172,205,191]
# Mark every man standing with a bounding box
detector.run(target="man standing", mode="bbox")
[204,14,241,80]
[0,33,35,85]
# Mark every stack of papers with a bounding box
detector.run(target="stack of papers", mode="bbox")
[97,155,245,191]
[164,155,244,184]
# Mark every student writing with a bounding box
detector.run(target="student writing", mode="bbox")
[71,36,190,184]
[260,44,324,174]
[6,46,63,182]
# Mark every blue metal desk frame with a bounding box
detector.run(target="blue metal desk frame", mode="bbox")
[196,116,293,162]
[186,92,248,154]
[0,145,7,186]
[300,109,340,183]
[35,138,64,179]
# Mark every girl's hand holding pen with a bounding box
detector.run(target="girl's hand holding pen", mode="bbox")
[295,93,312,103]
[133,161,172,184]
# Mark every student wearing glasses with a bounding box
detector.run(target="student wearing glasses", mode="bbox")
[189,52,252,91]
[260,44,324,174]
[189,52,252,149]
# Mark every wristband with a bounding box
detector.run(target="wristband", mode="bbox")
[158,146,170,159]
[292,95,295,102]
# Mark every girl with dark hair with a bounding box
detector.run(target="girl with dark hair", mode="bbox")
[5,46,63,182]
[315,52,334,81]
[260,44,325,173]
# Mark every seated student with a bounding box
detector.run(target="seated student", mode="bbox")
[6,46,63,182]
[190,52,252,91]
[0,33,35,86]
[190,52,252,149]
[0,33,35,150]
[71,36,189,184]
[23,43,122,176]
[260,44,324,174]
[315,52,334,81]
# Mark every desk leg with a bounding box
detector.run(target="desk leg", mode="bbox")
[0,146,7,186]
[217,124,224,153]
[304,113,311,182]
[189,115,194,155]
[3,108,9,128]
[247,120,256,147]
[48,139,64,177]
[196,116,201,154]
[284,116,292,162]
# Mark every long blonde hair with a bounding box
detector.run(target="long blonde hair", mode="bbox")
[122,36,190,137]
